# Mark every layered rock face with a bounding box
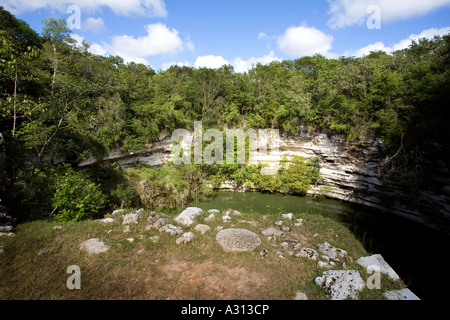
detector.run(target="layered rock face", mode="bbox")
[76,130,450,233]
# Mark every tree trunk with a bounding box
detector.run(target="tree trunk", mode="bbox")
[0,132,7,193]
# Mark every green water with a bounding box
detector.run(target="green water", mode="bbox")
[192,191,449,300]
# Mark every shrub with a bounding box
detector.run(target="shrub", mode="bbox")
[52,167,107,222]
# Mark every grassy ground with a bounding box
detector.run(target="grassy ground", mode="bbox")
[0,208,406,300]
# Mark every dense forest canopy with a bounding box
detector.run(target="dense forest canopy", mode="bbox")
[1,7,449,222]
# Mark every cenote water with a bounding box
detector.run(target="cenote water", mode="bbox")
[192,191,449,300]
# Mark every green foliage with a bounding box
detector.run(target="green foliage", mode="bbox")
[52,167,107,222]
[110,183,137,209]
[124,163,211,210]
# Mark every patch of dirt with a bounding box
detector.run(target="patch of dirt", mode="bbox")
[155,255,269,300]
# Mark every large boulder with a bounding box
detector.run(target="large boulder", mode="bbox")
[357,254,400,281]
[174,207,203,227]
[315,270,365,300]
[216,228,261,252]
[79,238,109,254]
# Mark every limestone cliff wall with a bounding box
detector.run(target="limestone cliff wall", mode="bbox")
[76,131,450,233]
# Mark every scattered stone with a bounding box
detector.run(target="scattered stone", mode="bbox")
[294,219,303,227]
[274,221,283,226]
[294,292,308,300]
[79,238,109,254]
[204,213,216,222]
[136,208,145,214]
[261,227,283,237]
[383,289,420,300]
[176,236,193,245]
[174,207,203,227]
[223,209,241,216]
[357,254,400,281]
[98,218,114,224]
[123,225,131,233]
[313,233,319,238]
[112,209,125,215]
[0,232,14,237]
[207,209,220,215]
[260,248,269,258]
[159,224,183,236]
[0,225,13,232]
[195,224,211,235]
[38,248,51,255]
[215,226,224,232]
[281,213,294,220]
[275,250,285,259]
[145,217,169,231]
[321,255,330,262]
[295,248,319,260]
[315,270,365,300]
[317,261,336,269]
[281,226,291,232]
[127,238,135,243]
[216,228,261,252]
[149,235,160,243]
[123,213,140,225]
[222,215,232,222]
[52,225,63,230]
[183,232,195,240]
[317,242,347,260]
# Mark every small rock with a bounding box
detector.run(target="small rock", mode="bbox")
[174,207,203,227]
[52,225,63,230]
[317,261,333,268]
[204,213,216,222]
[261,227,283,237]
[0,225,13,232]
[222,215,232,222]
[315,270,365,300]
[123,213,140,225]
[123,225,131,233]
[207,209,220,215]
[149,235,160,243]
[294,292,308,300]
[79,238,109,254]
[274,221,283,226]
[281,226,291,232]
[260,248,269,258]
[176,235,193,245]
[383,289,420,300]
[112,209,125,215]
[183,232,195,240]
[38,248,51,255]
[215,226,224,232]
[294,219,303,227]
[127,238,135,243]
[281,213,294,220]
[195,224,211,235]
[159,224,183,236]
[0,246,4,254]
[223,209,241,216]
[0,232,15,237]
[275,251,285,259]
[317,242,347,259]
[136,208,145,214]
[98,218,114,224]
[295,248,319,260]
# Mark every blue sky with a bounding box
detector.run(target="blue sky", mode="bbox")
[2,0,450,72]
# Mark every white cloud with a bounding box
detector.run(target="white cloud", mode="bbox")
[194,55,230,69]
[277,25,334,57]
[350,27,450,57]
[232,51,282,73]
[2,0,168,17]
[83,17,105,33]
[105,23,188,64]
[328,0,450,29]
[70,33,107,55]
